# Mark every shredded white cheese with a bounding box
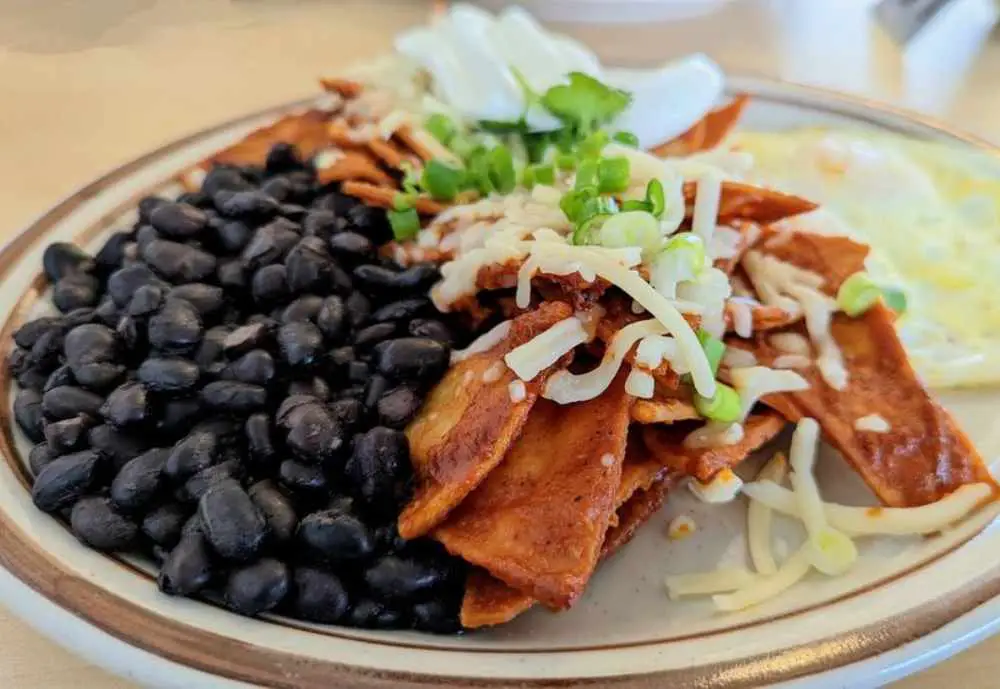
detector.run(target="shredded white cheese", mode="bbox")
[684,420,745,449]
[769,332,811,356]
[451,320,511,363]
[625,368,655,398]
[729,366,810,421]
[728,297,754,338]
[665,567,756,599]
[772,354,812,370]
[508,379,527,403]
[692,172,723,245]
[748,453,788,576]
[712,544,813,611]
[855,414,890,433]
[504,317,589,382]
[722,347,757,370]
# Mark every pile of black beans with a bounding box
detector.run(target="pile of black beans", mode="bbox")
[8,143,468,633]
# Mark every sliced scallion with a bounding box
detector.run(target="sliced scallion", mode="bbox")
[837,272,882,317]
[388,207,420,240]
[556,153,578,171]
[696,328,726,376]
[489,146,517,194]
[571,195,618,245]
[598,156,630,194]
[694,382,741,423]
[421,160,463,201]
[662,232,706,274]
[424,114,457,145]
[574,159,600,192]
[882,286,907,315]
[612,131,640,148]
[597,210,660,251]
[578,130,610,159]
[646,178,666,217]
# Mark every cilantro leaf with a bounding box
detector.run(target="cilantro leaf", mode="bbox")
[541,72,632,134]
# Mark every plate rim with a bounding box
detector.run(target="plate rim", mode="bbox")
[1,76,998,689]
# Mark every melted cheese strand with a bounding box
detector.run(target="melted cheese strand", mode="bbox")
[504,316,589,381]
[741,481,994,536]
[747,453,788,576]
[712,544,812,611]
[665,567,756,599]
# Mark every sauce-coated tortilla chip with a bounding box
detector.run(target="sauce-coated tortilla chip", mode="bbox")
[315,149,394,186]
[435,373,632,609]
[319,76,364,98]
[748,307,997,506]
[684,181,818,226]
[631,396,699,424]
[725,300,798,334]
[740,231,996,506]
[400,302,573,539]
[461,443,675,629]
[642,411,787,482]
[652,94,750,157]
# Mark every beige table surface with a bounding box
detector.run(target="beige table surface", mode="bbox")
[1,0,999,686]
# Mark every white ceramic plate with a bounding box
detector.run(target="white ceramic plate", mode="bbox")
[2,77,1000,689]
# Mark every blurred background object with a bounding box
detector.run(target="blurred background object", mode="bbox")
[469,0,735,22]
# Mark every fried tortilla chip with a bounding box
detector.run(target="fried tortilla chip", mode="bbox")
[683,181,818,226]
[461,442,675,629]
[341,181,447,215]
[319,77,365,98]
[400,302,573,539]
[642,411,787,482]
[740,232,996,506]
[435,373,631,609]
[213,110,333,168]
[328,118,421,171]
[631,396,700,424]
[652,94,750,157]
[314,149,394,186]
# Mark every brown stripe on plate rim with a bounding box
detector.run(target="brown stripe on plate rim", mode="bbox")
[0,82,996,686]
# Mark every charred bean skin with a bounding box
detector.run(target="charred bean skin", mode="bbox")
[42,385,103,420]
[14,389,45,442]
[142,502,190,549]
[111,447,169,513]
[248,480,297,545]
[375,338,450,383]
[158,532,213,596]
[44,243,94,283]
[138,357,200,392]
[70,497,138,551]
[198,479,268,562]
[290,567,349,623]
[31,450,99,513]
[298,510,374,563]
[201,381,267,413]
[100,381,149,427]
[225,558,290,616]
[149,202,208,238]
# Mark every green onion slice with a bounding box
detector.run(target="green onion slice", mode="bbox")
[694,382,741,423]
[696,328,726,376]
[421,160,463,201]
[881,286,907,315]
[646,178,666,217]
[388,207,420,240]
[571,195,619,245]
[598,156,630,194]
[837,272,882,317]
[598,210,660,251]
[574,159,600,191]
[662,232,706,274]
[556,153,578,171]
[578,130,610,159]
[424,114,457,146]
[612,131,640,148]
[392,191,416,211]
[620,199,652,213]
[488,146,517,194]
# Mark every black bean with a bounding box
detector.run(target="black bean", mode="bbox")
[280,203,309,221]
[125,284,165,318]
[375,337,449,383]
[260,176,293,203]
[284,238,332,295]
[278,459,327,493]
[28,327,65,372]
[229,349,275,386]
[277,321,323,367]
[353,322,397,350]
[14,389,45,442]
[155,397,202,438]
[215,189,281,219]
[95,232,131,272]
[328,232,374,262]
[370,298,430,324]
[201,381,267,413]
[91,298,120,327]
[167,283,224,317]
[115,314,142,352]
[285,403,343,463]
[302,209,338,239]
[393,264,439,293]
[346,204,391,244]
[148,299,202,354]
[265,142,302,174]
[141,502,189,549]
[44,415,91,453]
[139,357,200,393]
[100,381,148,427]
[141,239,217,283]
[43,364,75,392]
[88,425,150,471]
[280,295,323,324]
[346,427,408,508]
[335,385,365,402]
[107,264,163,307]
[225,558,290,616]
[411,599,461,634]
[241,413,274,465]
[73,362,125,390]
[137,196,169,223]
[222,322,271,357]
[202,167,252,198]
[373,523,407,553]
[149,202,208,238]
[362,374,390,410]
[53,273,100,312]
[135,225,160,253]
[181,458,242,503]
[216,220,252,253]
[286,376,330,401]
[198,479,268,562]
[14,317,63,350]
[165,430,218,480]
[31,449,99,513]
[217,259,247,289]
[345,291,371,328]
[251,264,288,304]
[110,447,169,512]
[42,385,103,420]
[290,567,350,623]
[316,296,347,343]
[70,497,138,551]
[15,366,48,392]
[158,532,213,596]
[364,556,446,602]
[298,510,374,563]
[348,599,404,629]
[43,242,94,283]
[248,480,297,545]
[194,325,230,368]
[28,442,57,475]
[351,264,397,296]
[241,219,300,270]
[329,398,365,433]
[408,318,454,344]
[377,386,421,429]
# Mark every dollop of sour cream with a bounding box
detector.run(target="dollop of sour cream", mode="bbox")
[395,3,725,149]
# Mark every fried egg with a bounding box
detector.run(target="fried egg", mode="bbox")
[730,128,1000,389]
